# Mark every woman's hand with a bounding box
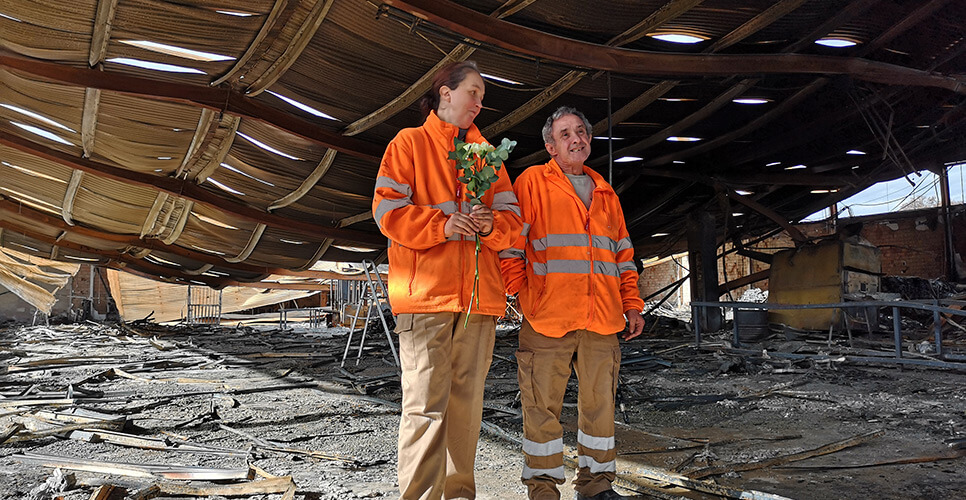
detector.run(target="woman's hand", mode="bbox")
[444,212,480,237]
[470,204,494,235]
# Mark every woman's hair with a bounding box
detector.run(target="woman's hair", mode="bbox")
[418,60,480,118]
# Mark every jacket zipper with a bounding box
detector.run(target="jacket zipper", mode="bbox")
[586,209,594,328]
[456,182,465,309]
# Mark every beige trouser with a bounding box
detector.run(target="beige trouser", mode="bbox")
[396,312,497,500]
[516,319,621,500]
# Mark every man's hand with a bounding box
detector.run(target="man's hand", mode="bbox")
[443,212,480,237]
[470,204,494,235]
[623,310,645,340]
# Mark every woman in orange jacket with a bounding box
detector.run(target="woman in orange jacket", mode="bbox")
[372,61,523,500]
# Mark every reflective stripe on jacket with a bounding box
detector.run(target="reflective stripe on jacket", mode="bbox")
[372,111,523,315]
[500,159,643,337]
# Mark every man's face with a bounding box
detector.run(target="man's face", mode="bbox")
[545,113,591,171]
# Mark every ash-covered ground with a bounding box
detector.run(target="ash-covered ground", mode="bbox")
[1,315,964,500]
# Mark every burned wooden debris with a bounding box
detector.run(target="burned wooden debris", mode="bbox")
[1,319,964,499]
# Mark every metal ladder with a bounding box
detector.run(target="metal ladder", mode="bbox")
[341,260,399,368]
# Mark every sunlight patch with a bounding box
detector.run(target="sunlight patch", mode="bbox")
[106,57,206,74]
[10,121,73,145]
[236,132,302,160]
[1,103,75,132]
[120,40,235,62]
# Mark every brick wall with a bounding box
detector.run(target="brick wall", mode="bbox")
[637,206,963,305]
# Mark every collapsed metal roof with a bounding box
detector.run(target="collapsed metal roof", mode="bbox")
[0,0,963,288]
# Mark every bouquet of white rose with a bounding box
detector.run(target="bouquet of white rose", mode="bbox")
[448,137,516,323]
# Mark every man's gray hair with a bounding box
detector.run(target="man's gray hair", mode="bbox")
[542,106,593,144]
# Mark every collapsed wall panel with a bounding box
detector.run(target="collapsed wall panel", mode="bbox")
[768,239,881,330]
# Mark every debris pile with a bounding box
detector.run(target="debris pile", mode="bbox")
[0,320,964,499]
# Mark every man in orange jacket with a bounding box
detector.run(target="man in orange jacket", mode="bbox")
[501,106,645,500]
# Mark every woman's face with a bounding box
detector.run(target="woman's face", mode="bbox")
[439,71,485,129]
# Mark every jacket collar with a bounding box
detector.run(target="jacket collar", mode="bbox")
[545,158,613,193]
[424,110,484,147]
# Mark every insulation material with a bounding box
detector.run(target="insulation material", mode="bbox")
[107,269,319,323]
[0,248,80,314]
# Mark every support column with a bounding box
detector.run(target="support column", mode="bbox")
[687,211,722,332]
[938,165,957,281]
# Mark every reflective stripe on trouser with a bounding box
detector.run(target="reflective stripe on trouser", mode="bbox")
[396,312,497,500]
[516,319,620,500]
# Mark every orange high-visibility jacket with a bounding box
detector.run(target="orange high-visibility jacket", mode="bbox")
[500,159,644,337]
[372,111,523,316]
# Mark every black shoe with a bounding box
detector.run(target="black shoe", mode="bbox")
[576,490,625,500]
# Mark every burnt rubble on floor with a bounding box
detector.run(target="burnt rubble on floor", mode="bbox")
[0,318,964,500]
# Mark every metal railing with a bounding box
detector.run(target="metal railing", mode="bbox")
[186,286,221,325]
[691,299,966,369]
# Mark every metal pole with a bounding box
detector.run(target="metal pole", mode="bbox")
[939,165,956,280]
[692,305,701,346]
[607,72,613,186]
[934,307,943,357]
[732,307,740,347]
[892,306,902,359]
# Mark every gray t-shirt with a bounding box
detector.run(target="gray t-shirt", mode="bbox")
[566,173,594,209]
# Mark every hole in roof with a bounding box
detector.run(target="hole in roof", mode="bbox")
[10,121,74,145]
[615,156,642,163]
[785,164,807,170]
[10,242,40,252]
[145,254,181,267]
[735,190,754,196]
[220,162,275,186]
[193,213,239,230]
[480,73,522,85]
[672,160,685,164]
[216,10,256,17]
[666,136,702,142]
[333,245,380,253]
[658,98,697,102]
[2,161,66,183]
[846,150,866,155]
[733,98,772,105]
[1,103,75,132]
[651,233,669,237]
[10,120,74,146]
[0,187,61,214]
[266,91,338,121]
[594,136,624,140]
[63,255,100,262]
[236,131,303,160]
[0,12,22,22]
[732,212,744,217]
[766,161,781,167]
[190,245,227,256]
[157,156,172,160]
[815,38,857,48]
[106,57,206,74]
[280,239,308,245]
[205,177,245,196]
[810,189,838,194]
[648,33,707,44]
[119,40,235,62]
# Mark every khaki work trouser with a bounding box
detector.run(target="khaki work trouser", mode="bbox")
[516,319,621,500]
[396,312,497,500]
